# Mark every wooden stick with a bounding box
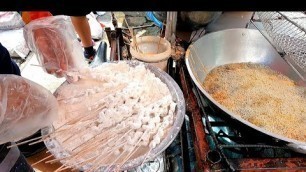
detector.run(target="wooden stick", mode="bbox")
[81,140,128,172]
[63,127,132,169]
[86,148,116,172]
[54,91,113,128]
[49,127,71,137]
[30,64,43,67]
[60,121,97,144]
[46,132,107,164]
[48,131,119,165]
[71,125,126,152]
[57,166,71,172]
[31,154,54,166]
[156,26,164,54]
[139,147,153,168]
[62,111,129,151]
[73,128,129,161]
[72,131,115,152]
[87,152,115,172]
[7,117,82,149]
[7,134,49,148]
[125,18,141,53]
[52,112,93,132]
[45,155,70,164]
[85,129,133,172]
[103,149,128,172]
[50,124,142,170]
[116,130,149,170]
[54,164,65,172]
[56,164,74,172]
[28,135,53,146]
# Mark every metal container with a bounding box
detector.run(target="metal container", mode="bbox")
[185,28,306,154]
[41,60,186,171]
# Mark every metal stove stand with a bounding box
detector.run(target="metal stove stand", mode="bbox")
[174,58,306,171]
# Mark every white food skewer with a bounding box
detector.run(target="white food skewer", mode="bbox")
[114,129,151,171]
[41,62,177,171]
[51,127,133,170]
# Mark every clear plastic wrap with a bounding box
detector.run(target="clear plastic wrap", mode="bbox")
[0,74,58,144]
[23,15,87,78]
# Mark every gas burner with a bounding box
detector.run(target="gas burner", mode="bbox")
[170,59,306,171]
[129,153,166,172]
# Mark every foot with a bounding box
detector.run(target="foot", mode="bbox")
[84,49,96,63]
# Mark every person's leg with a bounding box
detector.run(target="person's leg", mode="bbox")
[70,16,92,47]
[50,10,96,61]
[70,16,96,61]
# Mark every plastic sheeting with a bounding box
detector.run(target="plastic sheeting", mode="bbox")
[0,74,58,144]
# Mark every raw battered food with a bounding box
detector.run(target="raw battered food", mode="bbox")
[203,63,306,142]
[50,61,177,171]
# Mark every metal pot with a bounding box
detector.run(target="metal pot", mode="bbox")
[178,11,222,31]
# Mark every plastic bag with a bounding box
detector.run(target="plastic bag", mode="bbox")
[87,12,103,40]
[0,12,24,30]
[23,15,87,78]
[0,29,30,59]
[0,74,58,144]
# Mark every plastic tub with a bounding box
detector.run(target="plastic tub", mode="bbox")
[130,36,172,72]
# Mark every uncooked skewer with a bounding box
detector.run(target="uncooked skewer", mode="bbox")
[35,62,177,171]
[31,154,54,166]
[156,25,164,54]
[125,18,142,54]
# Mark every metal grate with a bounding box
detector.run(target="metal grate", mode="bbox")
[257,12,306,79]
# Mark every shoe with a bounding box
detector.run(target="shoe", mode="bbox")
[84,49,96,63]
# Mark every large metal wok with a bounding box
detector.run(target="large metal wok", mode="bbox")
[185,28,306,154]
